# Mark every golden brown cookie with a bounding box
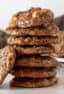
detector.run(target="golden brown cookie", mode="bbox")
[5,23,59,36]
[15,56,58,67]
[9,7,54,28]
[0,31,7,48]
[0,46,16,84]
[12,68,56,78]
[7,36,60,46]
[13,46,55,55]
[10,77,57,88]
[56,34,64,56]
[57,49,64,57]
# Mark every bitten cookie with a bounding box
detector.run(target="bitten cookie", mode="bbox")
[0,46,16,84]
[9,7,54,28]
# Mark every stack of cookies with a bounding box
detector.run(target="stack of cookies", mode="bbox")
[5,7,60,87]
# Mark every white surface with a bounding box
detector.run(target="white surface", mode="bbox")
[0,0,64,29]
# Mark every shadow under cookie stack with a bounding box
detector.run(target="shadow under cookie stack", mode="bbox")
[5,7,60,88]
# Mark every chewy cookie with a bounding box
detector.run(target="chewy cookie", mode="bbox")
[9,7,54,28]
[0,31,7,48]
[5,23,59,36]
[57,48,64,57]
[0,46,16,84]
[13,46,55,55]
[12,68,56,78]
[10,77,57,88]
[15,56,58,67]
[7,36,60,46]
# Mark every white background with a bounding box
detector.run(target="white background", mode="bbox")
[0,0,64,29]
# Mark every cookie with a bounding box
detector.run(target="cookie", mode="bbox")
[12,68,56,78]
[5,23,59,36]
[56,39,64,56]
[13,46,55,55]
[0,46,16,84]
[57,49,64,57]
[54,15,64,30]
[9,7,54,28]
[10,77,57,87]
[15,56,58,67]
[7,36,59,46]
[0,31,7,48]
